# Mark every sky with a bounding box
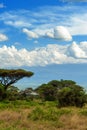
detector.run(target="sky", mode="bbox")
[0,0,87,89]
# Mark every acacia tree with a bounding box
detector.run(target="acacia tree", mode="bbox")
[0,69,34,90]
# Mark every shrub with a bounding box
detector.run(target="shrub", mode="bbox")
[57,85,87,107]
[79,109,87,116]
[28,106,71,121]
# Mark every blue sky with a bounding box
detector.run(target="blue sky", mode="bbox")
[0,0,87,89]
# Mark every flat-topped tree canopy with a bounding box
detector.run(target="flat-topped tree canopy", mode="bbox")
[0,69,34,90]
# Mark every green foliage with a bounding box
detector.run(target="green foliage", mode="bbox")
[36,79,87,107]
[0,69,34,90]
[36,84,57,101]
[36,80,78,101]
[79,109,87,116]
[0,69,34,77]
[0,84,5,98]
[0,69,34,101]
[0,84,7,101]
[7,86,19,101]
[59,79,76,88]
[0,100,40,110]
[28,106,71,121]
[48,80,61,89]
[48,79,76,89]
[58,85,87,107]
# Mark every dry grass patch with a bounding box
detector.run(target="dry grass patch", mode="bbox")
[0,101,87,130]
[59,113,87,130]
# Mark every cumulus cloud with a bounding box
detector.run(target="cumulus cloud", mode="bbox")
[67,42,87,58]
[54,26,72,41]
[1,41,87,67]
[23,28,39,39]
[0,34,8,41]
[45,26,72,41]
[23,26,72,41]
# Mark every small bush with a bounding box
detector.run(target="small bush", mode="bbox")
[28,107,44,120]
[79,109,87,116]
[28,106,71,121]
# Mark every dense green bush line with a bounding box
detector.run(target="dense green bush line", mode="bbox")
[0,78,87,108]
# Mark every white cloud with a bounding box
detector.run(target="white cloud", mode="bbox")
[67,42,87,58]
[4,20,31,28]
[53,26,72,41]
[68,14,87,35]
[45,26,72,41]
[79,41,87,51]
[0,11,32,28]
[23,26,72,41]
[46,31,54,38]
[0,6,87,36]
[34,40,39,44]
[0,3,5,8]
[14,42,21,46]
[23,28,39,39]
[0,34,8,41]
[1,41,87,67]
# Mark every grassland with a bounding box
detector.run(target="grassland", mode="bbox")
[0,100,87,130]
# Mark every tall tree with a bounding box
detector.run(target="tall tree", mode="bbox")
[0,69,34,90]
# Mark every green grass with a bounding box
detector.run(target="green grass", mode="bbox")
[79,109,87,116]
[0,100,40,110]
[28,106,72,121]
[0,100,87,130]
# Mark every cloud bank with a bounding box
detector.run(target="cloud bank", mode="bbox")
[1,41,87,67]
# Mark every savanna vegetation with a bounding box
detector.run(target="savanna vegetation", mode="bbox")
[0,69,87,130]
[1,100,87,130]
